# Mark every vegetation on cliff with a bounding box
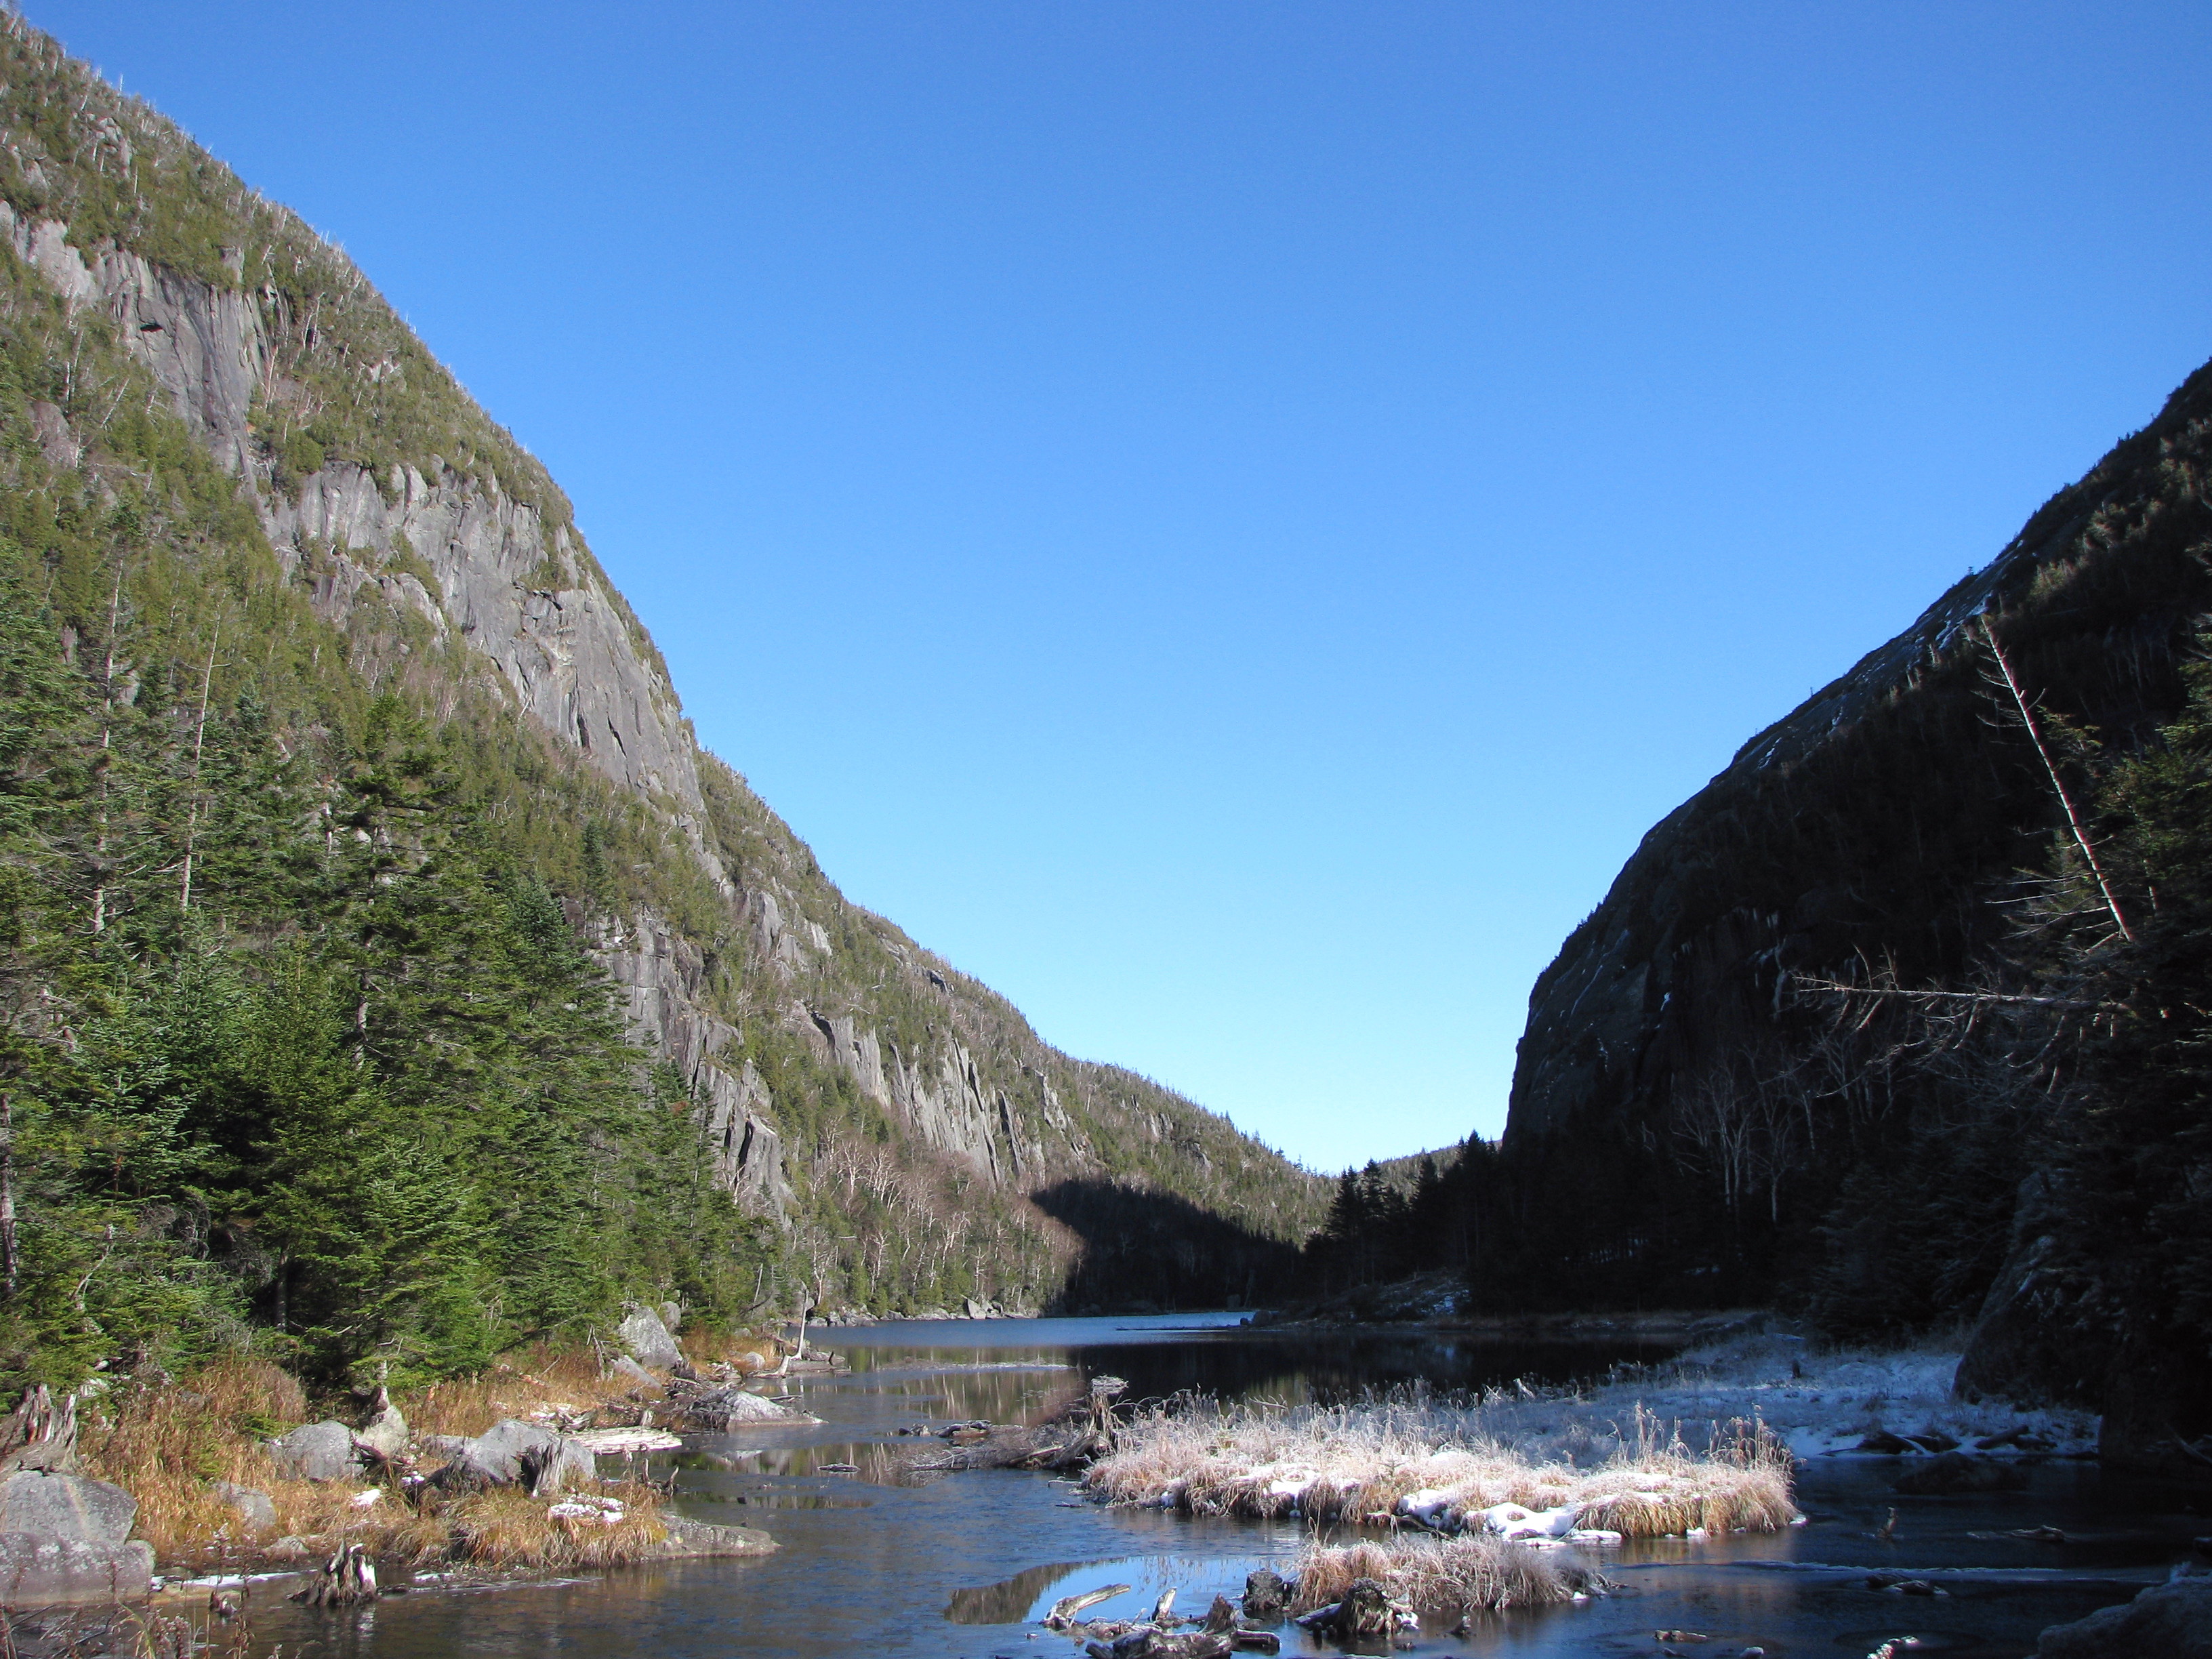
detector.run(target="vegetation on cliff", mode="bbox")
[0,14,1323,1403]
[1310,359,2212,1462]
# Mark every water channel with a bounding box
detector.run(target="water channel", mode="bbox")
[236,1314,2194,1658]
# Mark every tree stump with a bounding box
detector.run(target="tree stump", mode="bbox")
[1241,1569,1290,1620]
[293,1542,378,1606]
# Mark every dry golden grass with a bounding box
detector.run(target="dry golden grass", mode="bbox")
[677,1325,780,1373]
[79,1355,341,1565]
[77,1345,689,1574]
[1293,1534,1576,1614]
[405,1342,660,1439]
[445,1483,670,1570]
[1086,1399,1796,1541]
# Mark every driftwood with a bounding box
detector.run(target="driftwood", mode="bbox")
[1052,1584,1280,1655]
[1296,1577,1412,1639]
[1079,1631,1273,1658]
[0,1384,77,1474]
[1083,1632,1231,1659]
[1044,1584,1131,1629]
[1240,1570,1290,1620]
[292,1542,378,1607]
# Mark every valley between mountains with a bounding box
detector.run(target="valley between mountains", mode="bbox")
[0,12,2206,1654]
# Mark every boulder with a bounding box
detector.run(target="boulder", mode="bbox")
[2036,1574,2212,1658]
[432,1420,593,1496]
[354,1390,407,1462]
[680,1387,819,1431]
[212,1481,275,1535]
[655,1515,779,1558]
[617,1304,682,1370]
[0,1470,135,1544]
[0,1534,154,1605]
[609,1354,658,1387]
[266,1420,361,1482]
[657,1300,682,1333]
[1892,1453,2029,1495]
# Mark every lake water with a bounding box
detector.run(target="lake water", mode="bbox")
[226,1314,2195,1658]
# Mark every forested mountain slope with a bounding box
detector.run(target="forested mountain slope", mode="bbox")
[0,17,1323,1393]
[1486,352,2212,1471]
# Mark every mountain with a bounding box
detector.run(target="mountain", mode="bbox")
[0,16,1324,1390]
[1485,354,2212,1469]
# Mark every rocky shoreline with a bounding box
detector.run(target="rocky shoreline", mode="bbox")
[0,1303,807,1614]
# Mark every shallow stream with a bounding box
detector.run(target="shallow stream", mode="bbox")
[234,1315,2197,1658]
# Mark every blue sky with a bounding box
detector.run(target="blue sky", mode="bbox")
[36,3,2212,1170]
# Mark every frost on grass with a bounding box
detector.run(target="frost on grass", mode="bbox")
[1554,1332,2099,1461]
[1085,1334,2098,1546]
[1086,1395,1795,1541]
[1292,1534,1599,1615]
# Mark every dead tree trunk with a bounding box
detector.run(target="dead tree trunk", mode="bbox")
[292,1542,377,1606]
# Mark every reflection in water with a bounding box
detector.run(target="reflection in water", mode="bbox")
[941,1559,1101,1624]
[220,1315,2196,1659]
[823,1317,1679,1409]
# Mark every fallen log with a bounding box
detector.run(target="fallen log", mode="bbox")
[1045,1583,1132,1629]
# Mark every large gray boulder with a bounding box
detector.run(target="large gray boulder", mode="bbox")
[0,1470,134,1544]
[680,1386,818,1431]
[617,1304,682,1370]
[2038,1574,2212,1657]
[432,1420,593,1496]
[0,1469,148,1607]
[0,1535,155,1605]
[266,1420,361,1482]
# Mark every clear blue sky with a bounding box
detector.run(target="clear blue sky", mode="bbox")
[35,3,2212,1170]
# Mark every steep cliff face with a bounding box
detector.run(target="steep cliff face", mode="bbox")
[1498,354,2212,1311]
[0,18,1324,1313]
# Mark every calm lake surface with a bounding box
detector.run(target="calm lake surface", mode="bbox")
[234,1314,2194,1658]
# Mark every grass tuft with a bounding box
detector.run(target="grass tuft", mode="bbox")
[1086,1396,1796,1541]
[444,1482,669,1570]
[1293,1534,1578,1614]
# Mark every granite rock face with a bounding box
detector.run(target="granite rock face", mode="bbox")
[0,1535,155,1606]
[617,1303,682,1370]
[0,124,1328,1312]
[0,1471,134,1544]
[597,912,787,1218]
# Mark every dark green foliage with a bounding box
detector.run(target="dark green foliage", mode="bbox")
[0,12,1327,1399]
[0,588,783,1390]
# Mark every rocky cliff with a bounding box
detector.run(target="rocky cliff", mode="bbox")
[1496,352,2212,1322]
[0,16,1325,1315]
